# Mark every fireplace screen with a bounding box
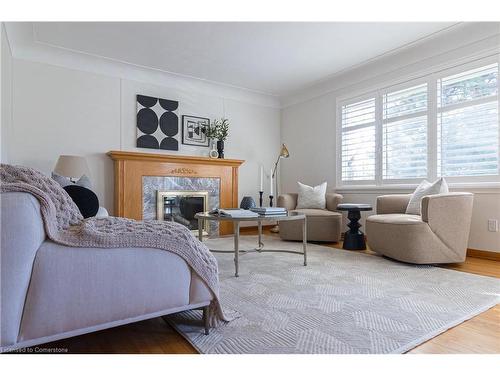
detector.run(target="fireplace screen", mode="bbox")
[156,191,209,235]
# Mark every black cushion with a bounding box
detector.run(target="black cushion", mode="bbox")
[63,185,99,218]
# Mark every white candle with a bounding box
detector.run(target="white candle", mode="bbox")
[270,168,274,196]
[259,165,263,191]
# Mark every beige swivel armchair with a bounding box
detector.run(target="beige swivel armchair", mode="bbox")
[278,193,343,242]
[366,193,474,264]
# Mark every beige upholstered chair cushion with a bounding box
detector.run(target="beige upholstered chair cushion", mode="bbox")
[367,214,423,225]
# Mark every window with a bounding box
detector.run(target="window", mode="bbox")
[341,98,376,181]
[437,64,498,177]
[383,84,428,180]
[339,60,499,185]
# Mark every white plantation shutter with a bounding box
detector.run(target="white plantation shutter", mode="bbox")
[341,98,376,181]
[438,63,499,177]
[338,60,500,186]
[382,84,428,180]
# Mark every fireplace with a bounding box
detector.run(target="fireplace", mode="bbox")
[143,176,220,235]
[107,151,244,235]
[157,191,209,235]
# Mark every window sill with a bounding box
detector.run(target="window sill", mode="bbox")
[336,182,500,194]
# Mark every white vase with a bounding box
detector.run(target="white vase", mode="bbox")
[209,143,219,159]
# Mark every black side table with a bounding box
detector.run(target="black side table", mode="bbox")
[337,203,372,250]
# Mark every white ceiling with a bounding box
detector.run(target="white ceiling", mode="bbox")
[30,22,456,96]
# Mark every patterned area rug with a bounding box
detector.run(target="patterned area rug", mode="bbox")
[167,235,500,354]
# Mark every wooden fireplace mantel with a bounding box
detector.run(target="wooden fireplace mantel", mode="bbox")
[107,151,244,235]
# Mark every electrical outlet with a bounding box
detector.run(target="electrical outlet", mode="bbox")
[488,219,498,232]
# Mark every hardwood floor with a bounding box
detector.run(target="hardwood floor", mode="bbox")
[33,317,197,354]
[33,230,499,354]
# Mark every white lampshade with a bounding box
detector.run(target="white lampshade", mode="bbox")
[54,155,90,179]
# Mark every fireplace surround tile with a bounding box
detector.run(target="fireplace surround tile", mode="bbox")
[143,176,220,235]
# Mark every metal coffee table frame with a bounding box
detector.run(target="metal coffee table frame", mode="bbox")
[195,212,307,277]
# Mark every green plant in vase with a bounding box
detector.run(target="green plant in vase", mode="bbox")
[207,118,229,158]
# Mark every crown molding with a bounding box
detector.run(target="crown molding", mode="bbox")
[4,22,499,110]
[280,22,500,108]
[4,22,281,109]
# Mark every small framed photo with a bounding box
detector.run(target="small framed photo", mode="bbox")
[182,115,210,147]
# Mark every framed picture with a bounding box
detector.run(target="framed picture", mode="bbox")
[136,94,179,151]
[182,115,210,147]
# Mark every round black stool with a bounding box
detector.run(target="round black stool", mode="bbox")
[336,203,372,250]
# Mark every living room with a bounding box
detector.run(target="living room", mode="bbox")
[1,0,499,372]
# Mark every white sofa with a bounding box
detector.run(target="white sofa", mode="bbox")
[1,192,213,352]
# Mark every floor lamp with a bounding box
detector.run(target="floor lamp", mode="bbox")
[270,144,290,233]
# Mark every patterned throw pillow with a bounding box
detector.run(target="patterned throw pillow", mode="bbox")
[406,178,449,215]
[52,172,92,189]
[296,181,327,209]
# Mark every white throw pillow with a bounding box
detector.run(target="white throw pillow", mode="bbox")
[406,178,449,215]
[296,182,327,209]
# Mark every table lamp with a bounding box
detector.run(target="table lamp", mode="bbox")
[54,155,90,182]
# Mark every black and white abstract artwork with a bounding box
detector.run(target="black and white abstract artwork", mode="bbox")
[182,115,210,147]
[136,95,179,151]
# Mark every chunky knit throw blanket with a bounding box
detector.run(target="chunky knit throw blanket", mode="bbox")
[0,164,231,326]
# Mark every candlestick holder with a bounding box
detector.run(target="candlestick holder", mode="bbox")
[269,195,274,207]
[259,191,264,207]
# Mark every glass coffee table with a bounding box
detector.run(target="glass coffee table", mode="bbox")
[195,211,307,277]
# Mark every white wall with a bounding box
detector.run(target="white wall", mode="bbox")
[9,60,121,211]
[1,23,13,163]
[6,58,281,214]
[281,24,500,252]
[280,92,336,192]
